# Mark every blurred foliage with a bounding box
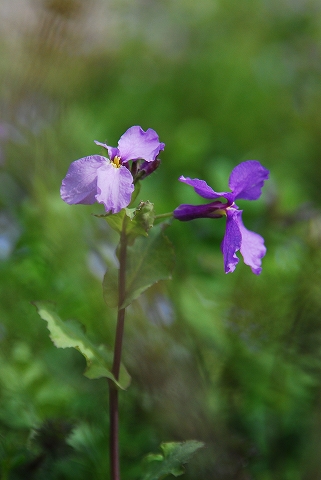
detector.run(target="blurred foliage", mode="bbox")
[1,0,321,478]
[142,441,205,480]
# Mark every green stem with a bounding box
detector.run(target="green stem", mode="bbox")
[109,220,128,480]
[154,212,173,220]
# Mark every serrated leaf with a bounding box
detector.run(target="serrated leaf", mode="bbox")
[33,302,130,389]
[103,224,175,309]
[142,440,204,480]
[126,201,155,244]
[102,202,155,244]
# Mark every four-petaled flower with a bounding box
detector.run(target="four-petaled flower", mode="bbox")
[173,160,269,275]
[60,126,165,214]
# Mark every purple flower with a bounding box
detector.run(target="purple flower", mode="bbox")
[173,160,269,275]
[60,126,165,214]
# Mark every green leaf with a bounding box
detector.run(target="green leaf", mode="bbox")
[142,440,204,480]
[103,223,175,309]
[126,201,155,244]
[103,209,129,235]
[33,302,130,389]
[101,202,155,243]
[123,224,174,308]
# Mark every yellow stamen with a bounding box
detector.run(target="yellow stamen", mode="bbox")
[215,209,227,217]
[112,156,121,168]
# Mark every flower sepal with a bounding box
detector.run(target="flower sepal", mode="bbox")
[134,158,161,182]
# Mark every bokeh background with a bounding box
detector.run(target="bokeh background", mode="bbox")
[1,0,321,478]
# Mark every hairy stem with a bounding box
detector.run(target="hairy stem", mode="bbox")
[109,221,128,480]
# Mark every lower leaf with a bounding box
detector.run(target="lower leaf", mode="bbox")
[33,302,131,390]
[142,440,204,480]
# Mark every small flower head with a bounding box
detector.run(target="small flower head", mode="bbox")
[60,126,164,214]
[173,160,269,274]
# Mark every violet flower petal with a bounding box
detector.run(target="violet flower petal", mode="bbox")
[221,208,242,274]
[94,140,108,150]
[178,176,234,202]
[108,147,120,161]
[228,160,269,201]
[173,202,226,221]
[94,141,119,161]
[60,155,106,205]
[238,216,266,275]
[116,126,165,163]
[96,163,134,214]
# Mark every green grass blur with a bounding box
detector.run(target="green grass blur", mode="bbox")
[1,0,321,478]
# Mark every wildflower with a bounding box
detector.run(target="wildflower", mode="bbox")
[60,126,164,214]
[173,160,269,274]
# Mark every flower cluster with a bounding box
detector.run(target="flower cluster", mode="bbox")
[61,126,269,275]
[173,161,269,274]
[60,126,164,214]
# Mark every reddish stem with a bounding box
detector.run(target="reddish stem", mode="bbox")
[108,223,128,480]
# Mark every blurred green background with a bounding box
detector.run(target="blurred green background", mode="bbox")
[1,0,321,478]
